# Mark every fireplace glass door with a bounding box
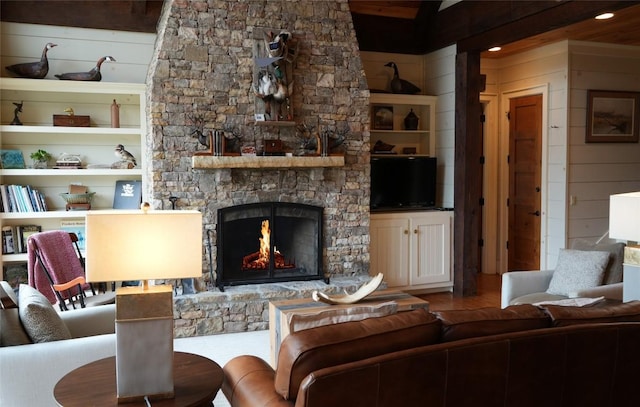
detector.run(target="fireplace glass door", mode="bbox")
[217,202,323,289]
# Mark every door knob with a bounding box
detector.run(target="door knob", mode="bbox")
[528,210,540,216]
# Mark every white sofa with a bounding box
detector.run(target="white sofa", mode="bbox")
[0,281,116,406]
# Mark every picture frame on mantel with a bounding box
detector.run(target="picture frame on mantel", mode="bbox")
[586,90,640,143]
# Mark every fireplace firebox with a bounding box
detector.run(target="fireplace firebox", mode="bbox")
[217,202,324,290]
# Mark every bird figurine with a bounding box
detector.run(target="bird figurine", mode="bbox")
[384,62,421,95]
[5,42,57,79]
[114,144,137,167]
[55,56,116,81]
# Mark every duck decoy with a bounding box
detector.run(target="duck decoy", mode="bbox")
[55,56,116,81]
[384,62,421,95]
[5,42,57,79]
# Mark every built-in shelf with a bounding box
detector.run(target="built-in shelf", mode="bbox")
[192,155,345,169]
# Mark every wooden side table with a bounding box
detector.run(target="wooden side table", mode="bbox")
[54,352,223,406]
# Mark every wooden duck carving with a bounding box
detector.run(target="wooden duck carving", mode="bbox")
[55,56,116,81]
[384,62,421,95]
[5,42,57,79]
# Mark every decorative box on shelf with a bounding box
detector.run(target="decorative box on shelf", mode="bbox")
[53,115,90,127]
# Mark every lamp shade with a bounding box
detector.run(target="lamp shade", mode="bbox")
[609,192,640,242]
[85,209,202,282]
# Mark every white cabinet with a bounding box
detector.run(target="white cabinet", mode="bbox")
[1,78,146,267]
[370,211,453,291]
[369,93,436,156]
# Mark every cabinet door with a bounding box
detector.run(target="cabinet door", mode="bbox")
[370,217,409,287]
[410,212,452,286]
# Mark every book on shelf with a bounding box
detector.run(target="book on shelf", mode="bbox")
[15,225,42,254]
[60,220,86,251]
[113,180,142,209]
[2,226,16,255]
[0,184,48,213]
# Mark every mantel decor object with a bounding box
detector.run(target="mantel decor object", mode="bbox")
[85,206,202,403]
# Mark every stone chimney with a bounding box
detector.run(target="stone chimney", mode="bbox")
[145,0,371,285]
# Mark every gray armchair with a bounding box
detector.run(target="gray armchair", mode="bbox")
[501,240,625,308]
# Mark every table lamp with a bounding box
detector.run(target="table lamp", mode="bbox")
[85,206,202,403]
[609,192,640,301]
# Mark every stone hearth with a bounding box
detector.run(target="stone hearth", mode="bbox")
[173,275,378,337]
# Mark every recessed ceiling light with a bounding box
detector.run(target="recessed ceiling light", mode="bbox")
[488,47,502,52]
[595,12,614,20]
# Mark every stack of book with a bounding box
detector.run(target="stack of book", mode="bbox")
[0,184,48,213]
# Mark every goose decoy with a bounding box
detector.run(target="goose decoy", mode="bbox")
[55,56,116,81]
[5,42,57,79]
[384,62,421,95]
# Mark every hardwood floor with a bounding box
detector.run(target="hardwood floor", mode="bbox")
[414,273,502,311]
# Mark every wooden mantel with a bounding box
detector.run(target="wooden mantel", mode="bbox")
[192,155,345,169]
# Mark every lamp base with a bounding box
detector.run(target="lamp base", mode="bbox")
[624,245,640,266]
[115,285,174,403]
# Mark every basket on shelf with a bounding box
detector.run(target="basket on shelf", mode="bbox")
[59,192,95,205]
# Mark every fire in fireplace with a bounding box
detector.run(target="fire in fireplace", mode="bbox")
[217,202,324,290]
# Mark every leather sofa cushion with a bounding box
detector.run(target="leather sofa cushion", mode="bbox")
[274,308,440,400]
[433,304,550,342]
[540,300,640,326]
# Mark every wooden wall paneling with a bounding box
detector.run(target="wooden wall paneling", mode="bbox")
[1,22,155,83]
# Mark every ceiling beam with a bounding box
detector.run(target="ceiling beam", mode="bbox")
[428,0,640,54]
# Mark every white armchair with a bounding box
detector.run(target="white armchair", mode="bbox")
[501,270,623,308]
[501,240,625,308]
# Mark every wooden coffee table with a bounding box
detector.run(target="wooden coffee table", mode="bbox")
[54,352,223,406]
[269,289,429,365]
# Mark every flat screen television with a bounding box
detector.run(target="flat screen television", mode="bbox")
[370,156,437,210]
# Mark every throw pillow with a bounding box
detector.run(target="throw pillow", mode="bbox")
[571,239,625,285]
[18,284,71,343]
[546,249,609,296]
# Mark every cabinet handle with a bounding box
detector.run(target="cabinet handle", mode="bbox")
[404,230,409,235]
[414,229,418,234]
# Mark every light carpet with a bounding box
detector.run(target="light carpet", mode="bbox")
[173,329,270,407]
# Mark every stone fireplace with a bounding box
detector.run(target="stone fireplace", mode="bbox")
[217,202,324,289]
[145,0,372,335]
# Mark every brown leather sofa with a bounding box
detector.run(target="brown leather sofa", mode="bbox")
[223,301,640,407]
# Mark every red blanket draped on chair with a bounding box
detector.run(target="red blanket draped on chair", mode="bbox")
[27,230,87,304]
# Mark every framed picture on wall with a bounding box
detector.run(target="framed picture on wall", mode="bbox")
[586,90,640,143]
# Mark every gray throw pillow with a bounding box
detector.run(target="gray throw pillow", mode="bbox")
[18,284,71,343]
[546,249,609,296]
[571,240,625,285]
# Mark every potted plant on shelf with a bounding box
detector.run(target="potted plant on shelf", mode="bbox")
[30,149,52,169]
